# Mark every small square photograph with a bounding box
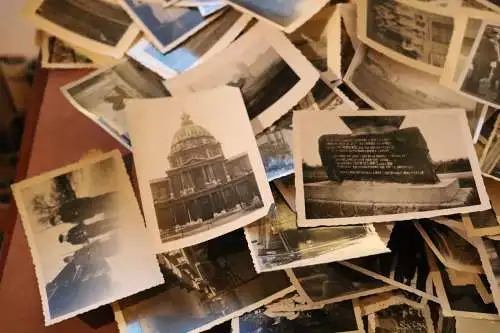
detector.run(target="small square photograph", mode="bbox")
[120,0,223,53]
[357,0,454,75]
[11,151,163,325]
[225,0,329,33]
[244,185,389,273]
[125,86,274,252]
[232,299,363,333]
[164,22,319,134]
[22,0,139,58]
[288,262,395,306]
[115,229,294,333]
[61,58,169,150]
[293,110,490,227]
[127,9,251,79]
[41,35,96,69]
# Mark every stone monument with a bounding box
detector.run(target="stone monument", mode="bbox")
[304,116,475,218]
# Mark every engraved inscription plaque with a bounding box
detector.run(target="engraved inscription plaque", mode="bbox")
[318,127,439,184]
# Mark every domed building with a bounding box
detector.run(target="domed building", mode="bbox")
[150,114,263,241]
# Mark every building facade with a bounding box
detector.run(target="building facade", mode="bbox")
[150,114,262,238]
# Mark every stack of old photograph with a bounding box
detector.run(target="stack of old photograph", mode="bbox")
[11,0,500,332]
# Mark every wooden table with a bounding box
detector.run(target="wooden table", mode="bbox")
[0,69,128,333]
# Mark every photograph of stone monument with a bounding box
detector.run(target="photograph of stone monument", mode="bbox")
[294,111,489,227]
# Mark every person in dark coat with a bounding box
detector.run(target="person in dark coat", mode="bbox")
[58,218,116,245]
[57,192,118,224]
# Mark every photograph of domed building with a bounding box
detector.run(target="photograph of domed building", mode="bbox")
[150,113,264,242]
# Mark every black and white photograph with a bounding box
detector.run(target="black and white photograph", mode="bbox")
[463,209,500,236]
[288,262,395,306]
[120,0,224,53]
[293,110,490,227]
[256,128,294,182]
[360,292,435,333]
[459,22,500,109]
[244,185,389,273]
[225,0,329,33]
[115,229,294,333]
[232,300,363,333]
[125,86,273,252]
[357,0,454,75]
[416,219,483,274]
[11,151,163,325]
[22,0,140,58]
[164,23,319,134]
[430,250,499,319]
[41,34,96,69]
[127,9,251,79]
[474,236,500,314]
[61,58,169,150]
[342,222,439,302]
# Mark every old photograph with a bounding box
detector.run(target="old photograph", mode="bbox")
[294,110,490,227]
[232,300,363,333]
[120,0,223,53]
[244,185,388,273]
[61,58,169,150]
[357,0,454,75]
[164,23,319,134]
[459,22,500,109]
[342,222,438,302]
[22,0,139,58]
[463,209,500,236]
[256,128,294,182]
[41,35,96,69]
[430,250,499,319]
[225,0,329,33]
[127,9,251,79]
[416,219,483,273]
[125,86,273,252]
[289,262,395,306]
[115,229,294,333]
[11,151,163,325]
[474,236,500,315]
[361,292,435,333]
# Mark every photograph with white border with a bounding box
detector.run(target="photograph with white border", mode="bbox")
[294,110,490,227]
[244,185,389,273]
[10,151,164,326]
[357,0,454,75]
[463,209,500,237]
[114,229,294,333]
[473,235,500,316]
[125,86,273,252]
[224,0,329,34]
[127,9,251,79]
[119,0,223,53]
[41,34,98,69]
[61,58,169,150]
[22,0,140,58]
[163,22,319,134]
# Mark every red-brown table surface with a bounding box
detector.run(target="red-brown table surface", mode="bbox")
[0,69,127,333]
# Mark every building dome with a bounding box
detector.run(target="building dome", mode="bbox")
[170,113,218,154]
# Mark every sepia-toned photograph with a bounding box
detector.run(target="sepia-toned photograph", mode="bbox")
[127,9,251,79]
[61,58,169,150]
[416,219,483,273]
[430,250,499,319]
[294,110,490,227]
[22,0,139,58]
[232,300,363,333]
[11,151,163,325]
[289,262,395,306]
[125,86,273,252]
[120,0,224,53]
[463,209,500,236]
[459,22,500,109]
[41,35,96,69]
[357,0,454,75]
[342,222,438,302]
[474,236,500,315]
[115,229,294,333]
[225,0,329,33]
[244,185,389,273]
[164,23,319,134]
